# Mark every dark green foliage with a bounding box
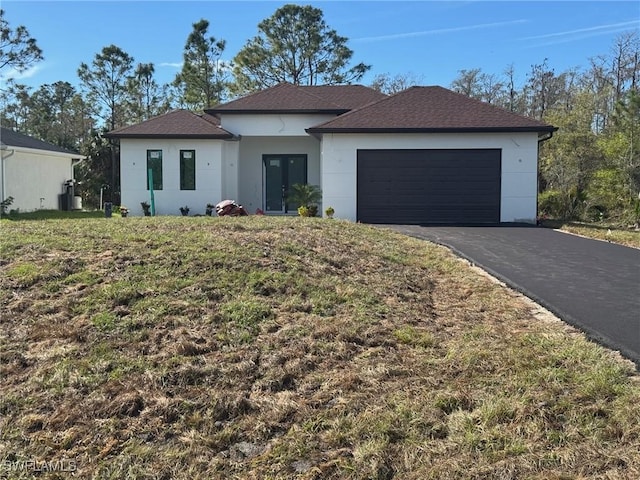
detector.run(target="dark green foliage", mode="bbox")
[127,63,171,122]
[27,81,95,151]
[448,33,639,224]
[538,188,587,220]
[78,45,136,205]
[289,183,322,208]
[289,184,322,217]
[1,196,14,215]
[74,130,114,208]
[173,19,227,109]
[232,4,370,94]
[77,44,134,130]
[585,169,629,219]
[0,9,43,73]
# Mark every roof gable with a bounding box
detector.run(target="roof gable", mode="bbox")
[307,86,557,133]
[207,82,386,114]
[105,110,234,139]
[0,127,81,155]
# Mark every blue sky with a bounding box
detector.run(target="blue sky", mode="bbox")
[2,1,639,93]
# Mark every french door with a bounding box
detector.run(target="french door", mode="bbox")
[263,154,307,213]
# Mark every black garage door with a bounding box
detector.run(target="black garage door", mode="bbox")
[357,149,501,224]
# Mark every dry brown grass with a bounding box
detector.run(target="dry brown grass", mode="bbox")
[1,216,638,479]
[540,220,640,249]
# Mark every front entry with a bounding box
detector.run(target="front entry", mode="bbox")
[263,154,307,213]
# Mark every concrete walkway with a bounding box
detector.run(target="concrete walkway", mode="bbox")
[385,225,640,366]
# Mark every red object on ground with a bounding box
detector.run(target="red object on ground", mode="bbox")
[215,200,249,216]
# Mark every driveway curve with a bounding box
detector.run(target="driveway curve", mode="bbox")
[385,225,640,367]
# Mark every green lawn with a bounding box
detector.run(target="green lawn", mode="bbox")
[1,209,106,221]
[1,216,638,479]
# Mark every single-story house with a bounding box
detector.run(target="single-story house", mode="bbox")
[106,83,557,223]
[0,127,85,213]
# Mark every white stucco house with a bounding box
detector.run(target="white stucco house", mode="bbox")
[107,83,556,223]
[0,127,85,213]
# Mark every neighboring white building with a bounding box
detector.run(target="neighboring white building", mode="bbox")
[0,127,85,213]
[107,84,557,224]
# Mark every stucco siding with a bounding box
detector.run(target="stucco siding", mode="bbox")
[120,138,226,216]
[1,148,74,212]
[320,132,540,223]
[219,114,336,137]
[236,136,321,213]
[118,130,541,222]
[222,140,240,201]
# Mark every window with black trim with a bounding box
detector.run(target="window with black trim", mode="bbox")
[180,150,196,190]
[146,150,163,190]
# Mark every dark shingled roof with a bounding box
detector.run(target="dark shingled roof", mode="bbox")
[0,127,82,155]
[207,82,387,114]
[105,110,234,139]
[307,86,557,134]
[301,84,388,110]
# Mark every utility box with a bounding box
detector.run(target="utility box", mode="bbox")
[58,194,68,211]
[60,179,77,211]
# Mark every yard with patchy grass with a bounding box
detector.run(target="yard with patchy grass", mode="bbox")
[1,216,639,479]
[541,220,640,249]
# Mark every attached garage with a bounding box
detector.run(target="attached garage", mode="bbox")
[357,149,501,224]
[309,86,556,224]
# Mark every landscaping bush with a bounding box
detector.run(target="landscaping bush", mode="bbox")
[584,169,629,220]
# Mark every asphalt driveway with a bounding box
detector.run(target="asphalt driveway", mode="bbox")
[384,225,640,366]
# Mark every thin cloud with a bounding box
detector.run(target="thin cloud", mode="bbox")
[521,20,639,41]
[353,20,528,43]
[159,60,233,71]
[0,64,43,82]
[159,62,183,68]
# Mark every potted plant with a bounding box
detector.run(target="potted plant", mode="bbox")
[1,196,14,217]
[179,205,190,216]
[120,206,129,217]
[325,206,335,219]
[141,201,151,216]
[289,183,322,217]
[205,203,215,216]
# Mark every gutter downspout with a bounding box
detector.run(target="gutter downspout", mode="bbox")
[538,131,554,144]
[1,146,16,207]
[71,158,83,181]
[536,130,557,224]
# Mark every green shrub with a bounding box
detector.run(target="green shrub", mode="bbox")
[289,184,321,217]
[1,196,14,216]
[585,169,628,219]
[538,190,565,218]
[325,206,335,218]
[538,188,586,220]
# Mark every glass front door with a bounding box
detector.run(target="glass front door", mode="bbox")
[263,155,307,213]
